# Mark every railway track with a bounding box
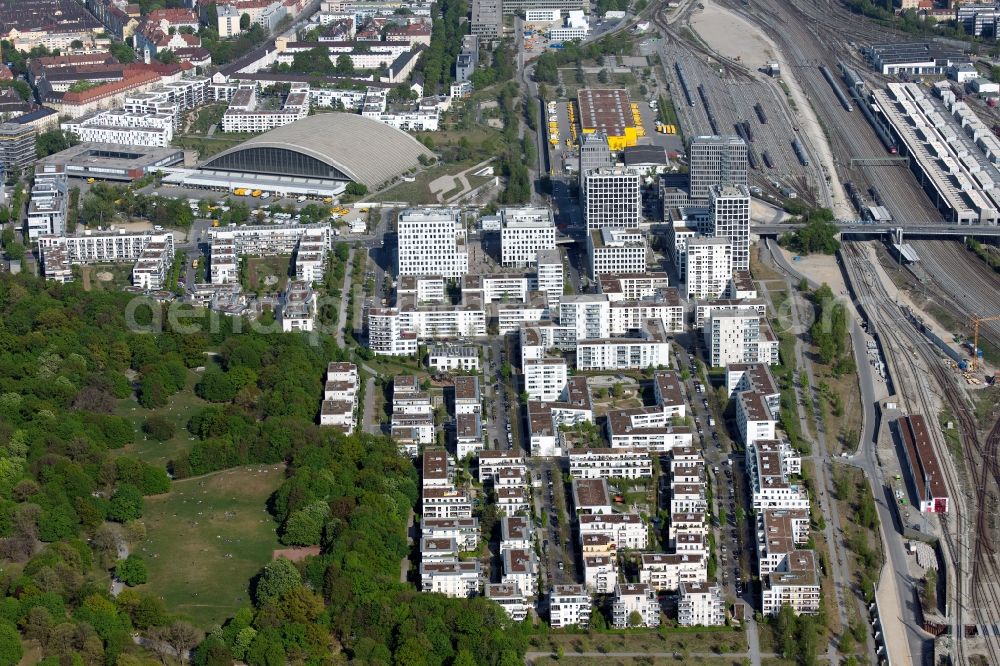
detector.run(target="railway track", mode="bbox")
[844,241,1000,665]
[907,239,1000,351]
[719,0,946,224]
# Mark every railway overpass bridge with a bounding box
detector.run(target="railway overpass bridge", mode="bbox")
[753,222,1000,240]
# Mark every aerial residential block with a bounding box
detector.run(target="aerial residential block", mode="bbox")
[500,206,556,266]
[583,166,642,230]
[678,582,725,626]
[588,227,647,278]
[612,583,660,628]
[688,135,748,201]
[708,183,752,271]
[685,237,732,299]
[549,585,592,628]
[397,208,468,277]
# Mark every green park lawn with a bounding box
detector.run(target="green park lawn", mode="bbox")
[135,465,285,628]
[116,368,209,468]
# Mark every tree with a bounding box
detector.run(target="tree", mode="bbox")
[115,555,148,586]
[0,621,22,666]
[108,484,144,522]
[255,558,301,604]
[155,621,202,659]
[627,610,643,627]
[240,13,251,30]
[346,182,367,197]
[36,129,77,158]
[334,54,354,76]
[143,415,176,441]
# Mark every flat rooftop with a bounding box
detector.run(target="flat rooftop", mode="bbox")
[577,88,636,138]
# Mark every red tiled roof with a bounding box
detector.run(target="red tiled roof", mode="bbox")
[61,69,160,104]
[146,8,199,23]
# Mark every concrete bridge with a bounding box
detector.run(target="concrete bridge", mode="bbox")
[753,222,1000,240]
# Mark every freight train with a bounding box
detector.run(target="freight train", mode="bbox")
[675,61,695,107]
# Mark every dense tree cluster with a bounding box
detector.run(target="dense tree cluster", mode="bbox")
[419,0,468,94]
[0,272,532,665]
[36,130,79,159]
[779,208,841,255]
[808,284,853,373]
[192,433,529,665]
[81,182,195,230]
[0,275,183,663]
[533,33,632,84]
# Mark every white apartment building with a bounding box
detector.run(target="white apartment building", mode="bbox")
[455,412,484,459]
[523,358,568,401]
[221,84,310,133]
[502,548,538,597]
[421,487,474,518]
[397,208,468,277]
[584,166,641,229]
[588,228,647,279]
[599,272,670,300]
[670,482,707,515]
[419,559,480,597]
[422,449,452,488]
[398,301,486,340]
[761,550,821,616]
[653,371,687,418]
[26,165,68,239]
[583,554,618,593]
[708,183,751,271]
[688,135,748,201]
[685,237,732,299]
[756,509,811,576]
[400,275,447,303]
[535,248,564,308]
[62,109,174,147]
[575,319,671,371]
[479,452,527,484]
[639,552,706,592]
[279,281,318,333]
[705,310,779,367]
[737,390,777,446]
[453,375,480,415]
[612,583,660,628]
[726,361,777,395]
[421,517,479,550]
[38,230,174,267]
[500,206,556,266]
[549,585,592,628]
[429,345,479,372]
[559,294,611,340]
[549,9,589,41]
[678,582,725,626]
[367,308,419,356]
[131,238,174,290]
[320,362,358,431]
[485,583,529,621]
[500,516,533,553]
[606,407,693,452]
[746,439,809,511]
[568,448,653,479]
[609,299,685,336]
[579,513,648,550]
[695,298,767,329]
[420,537,459,562]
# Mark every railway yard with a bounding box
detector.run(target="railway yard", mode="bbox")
[648,0,1000,663]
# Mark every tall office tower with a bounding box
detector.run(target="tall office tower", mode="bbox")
[396,208,469,278]
[500,206,556,266]
[583,166,641,230]
[471,0,502,38]
[709,184,752,271]
[688,135,748,201]
[0,122,36,170]
[579,131,613,178]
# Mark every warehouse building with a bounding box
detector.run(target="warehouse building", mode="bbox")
[873,81,1000,224]
[38,143,183,181]
[865,42,969,77]
[895,414,950,513]
[169,113,433,195]
[577,88,639,150]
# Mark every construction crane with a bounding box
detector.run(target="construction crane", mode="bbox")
[971,315,1000,371]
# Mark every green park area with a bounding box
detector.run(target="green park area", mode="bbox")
[136,465,284,627]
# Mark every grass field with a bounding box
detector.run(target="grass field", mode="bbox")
[116,368,210,468]
[136,465,285,628]
[538,627,747,657]
[245,255,292,293]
